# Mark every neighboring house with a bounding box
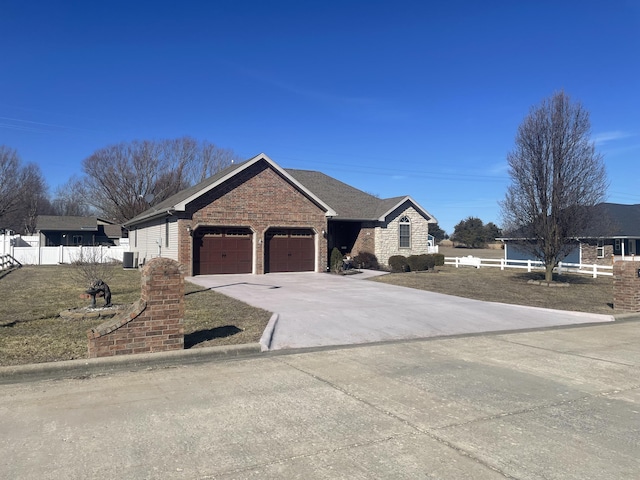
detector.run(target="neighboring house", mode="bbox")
[124,153,437,275]
[35,216,124,247]
[499,203,640,265]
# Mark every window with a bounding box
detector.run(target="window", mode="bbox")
[72,235,83,246]
[596,240,605,258]
[614,239,621,254]
[399,216,411,248]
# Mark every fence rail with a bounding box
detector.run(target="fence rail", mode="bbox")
[0,254,22,271]
[444,256,613,278]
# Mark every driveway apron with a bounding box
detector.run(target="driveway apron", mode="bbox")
[186,271,615,350]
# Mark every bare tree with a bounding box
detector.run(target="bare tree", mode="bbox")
[51,176,94,217]
[0,146,24,223]
[80,137,237,223]
[19,164,51,234]
[0,147,51,234]
[500,91,608,282]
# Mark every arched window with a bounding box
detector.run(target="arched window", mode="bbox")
[399,215,411,248]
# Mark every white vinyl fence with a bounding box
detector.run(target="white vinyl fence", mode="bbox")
[445,256,614,278]
[9,245,125,266]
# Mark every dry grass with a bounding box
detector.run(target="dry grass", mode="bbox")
[0,265,271,366]
[374,265,614,315]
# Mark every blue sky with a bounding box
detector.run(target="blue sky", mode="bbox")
[1,1,639,234]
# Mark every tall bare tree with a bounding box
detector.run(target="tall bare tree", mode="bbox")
[51,176,93,217]
[500,91,608,282]
[0,146,51,234]
[81,137,238,223]
[0,146,24,224]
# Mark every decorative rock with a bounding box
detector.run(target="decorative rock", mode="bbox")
[60,304,129,321]
[527,279,570,287]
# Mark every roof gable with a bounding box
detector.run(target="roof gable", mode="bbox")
[125,154,336,226]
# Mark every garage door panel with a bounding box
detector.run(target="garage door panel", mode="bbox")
[267,229,314,273]
[196,228,252,275]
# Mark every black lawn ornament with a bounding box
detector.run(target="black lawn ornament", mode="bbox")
[86,279,112,308]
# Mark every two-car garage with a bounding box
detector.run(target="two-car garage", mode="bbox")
[193,227,315,275]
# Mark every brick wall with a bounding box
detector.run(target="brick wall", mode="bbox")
[179,161,328,275]
[613,260,640,313]
[87,257,185,358]
[351,222,376,258]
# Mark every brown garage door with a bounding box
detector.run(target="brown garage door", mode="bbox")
[266,229,315,273]
[194,228,252,275]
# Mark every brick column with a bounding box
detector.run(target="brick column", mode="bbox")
[613,260,640,313]
[88,258,185,358]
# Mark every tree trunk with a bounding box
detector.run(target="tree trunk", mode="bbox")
[545,264,554,282]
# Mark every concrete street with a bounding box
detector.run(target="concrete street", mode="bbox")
[187,272,615,350]
[1,321,639,479]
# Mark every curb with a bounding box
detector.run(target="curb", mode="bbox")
[259,313,279,351]
[0,343,262,385]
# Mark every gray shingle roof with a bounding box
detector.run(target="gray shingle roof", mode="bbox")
[594,203,640,237]
[36,216,98,231]
[125,154,436,225]
[285,169,387,220]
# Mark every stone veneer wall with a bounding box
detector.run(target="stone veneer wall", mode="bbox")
[87,257,185,358]
[613,260,640,312]
[581,243,614,266]
[375,206,431,267]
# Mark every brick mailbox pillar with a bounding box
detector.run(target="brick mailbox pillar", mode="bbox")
[613,260,640,313]
[88,258,185,358]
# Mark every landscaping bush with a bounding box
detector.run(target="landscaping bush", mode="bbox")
[353,251,379,270]
[388,255,409,273]
[407,254,430,271]
[432,253,445,266]
[330,247,343,273]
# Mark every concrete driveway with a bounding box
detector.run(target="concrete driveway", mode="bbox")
[186,271,615,350]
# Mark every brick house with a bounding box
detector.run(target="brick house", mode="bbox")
[500,203,640,265]
[124,153,437,275]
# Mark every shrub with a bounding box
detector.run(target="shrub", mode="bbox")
[353,251,379,270]
[407,254,430,271]
[330,247,343,273]
[388,255,409,273]
[432,253,445,266]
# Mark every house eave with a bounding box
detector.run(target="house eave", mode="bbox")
[377,196,437,223]
[124,209,176,228]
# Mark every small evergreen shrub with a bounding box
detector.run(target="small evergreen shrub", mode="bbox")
[432,253,445,267]
[388,255,409,273]
[330,247,343,273]
[353,251,379,270]
[407,254,430,271]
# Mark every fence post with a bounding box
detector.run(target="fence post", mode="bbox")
[500,258,504,271]
[592,264,597,279]
[455,257,459,268]
[527,259,531,272]
[558,262,563,274]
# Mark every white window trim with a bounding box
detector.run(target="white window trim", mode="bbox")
[399,216,411,249]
